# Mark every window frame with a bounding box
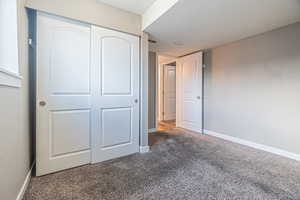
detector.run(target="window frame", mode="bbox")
[0,0,22,88]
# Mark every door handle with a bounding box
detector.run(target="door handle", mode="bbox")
[39,101,47,106]
[196,96,201,100]
[134,99,138,103]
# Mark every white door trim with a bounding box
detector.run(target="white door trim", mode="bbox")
[158,63,164,121]
[139,145,150,153]
[155,54,159,129]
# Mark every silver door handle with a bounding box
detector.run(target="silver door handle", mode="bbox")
[196,96,201,99]
[39,101,46,106]
[134,99,138,103]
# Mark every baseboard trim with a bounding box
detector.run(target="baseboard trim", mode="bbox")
[16,163,34,200]
[177,125,202,134]
[140,146,150,153]
[148,128,157,133]
[204,129,300,162]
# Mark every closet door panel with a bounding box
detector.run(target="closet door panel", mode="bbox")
[36,12,92,176]
[91,26,140,163]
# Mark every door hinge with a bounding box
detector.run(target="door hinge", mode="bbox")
[202,64,206,68]
[28,38,35,48]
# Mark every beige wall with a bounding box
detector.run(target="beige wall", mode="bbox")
[204,22,300,155]
[148,52,157,130]
[25,0,141,35]
[0,0,33,199]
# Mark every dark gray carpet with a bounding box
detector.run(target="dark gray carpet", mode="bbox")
[24,129,300,200]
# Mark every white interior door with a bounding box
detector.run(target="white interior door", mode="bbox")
[36,13,92,176]
[177,52,203,133]
[91,26,140,163]
[163,65,176,120]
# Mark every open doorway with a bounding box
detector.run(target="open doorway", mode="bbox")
[151,52,203,134]
[158,60,177,131]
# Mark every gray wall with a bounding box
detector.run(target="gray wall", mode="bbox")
[0,1,33,199]
[140,33,149,147]
[148,51,157,130]
[204,22,300,154]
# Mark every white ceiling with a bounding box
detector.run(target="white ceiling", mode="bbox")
[97,0,157,15]
[146,0,300,57]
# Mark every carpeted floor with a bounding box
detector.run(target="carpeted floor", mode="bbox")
[24,128,300,200]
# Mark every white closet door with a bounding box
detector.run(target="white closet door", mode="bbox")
[91,26,140,163]
[163,65,176,120]
[36,13,92,176]
[178,52,203,133]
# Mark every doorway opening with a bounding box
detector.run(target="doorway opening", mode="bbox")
[153,52,203,134]
[158,61,177,131]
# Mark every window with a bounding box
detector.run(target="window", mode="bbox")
[0,0,19,75]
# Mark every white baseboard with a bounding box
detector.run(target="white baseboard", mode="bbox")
[16,163,34,200]
[148,128,157,133]
[177,125,202,134]
[204,129,300,162]
[140,146,150,153]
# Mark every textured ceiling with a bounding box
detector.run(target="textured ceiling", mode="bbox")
[147,0,300,56]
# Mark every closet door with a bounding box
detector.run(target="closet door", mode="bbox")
[91,26,140,163]
[36,13,92,176]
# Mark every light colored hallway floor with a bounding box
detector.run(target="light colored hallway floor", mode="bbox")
[24,127,300,200]
[157,120,176,131]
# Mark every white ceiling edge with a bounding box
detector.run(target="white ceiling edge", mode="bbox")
[142,0,179,30]
[96,0,156,15]
[95,0,180,30]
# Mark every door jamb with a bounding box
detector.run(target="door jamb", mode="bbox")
[155,58,178,128]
